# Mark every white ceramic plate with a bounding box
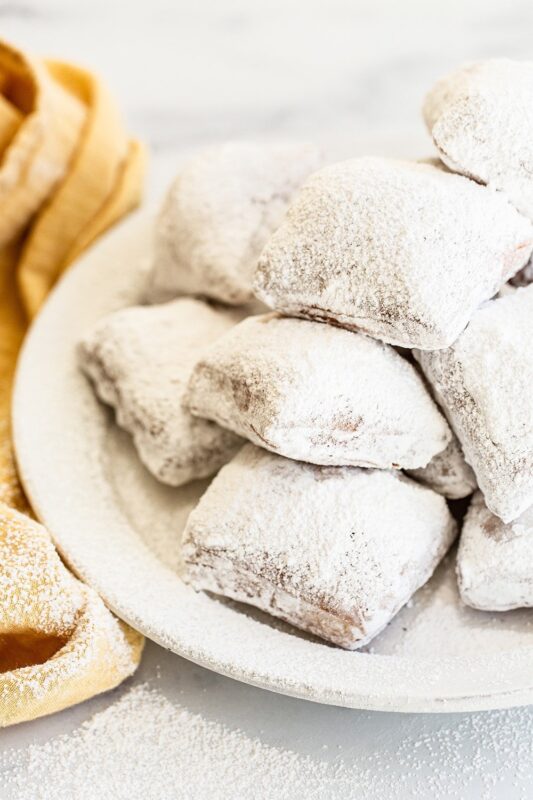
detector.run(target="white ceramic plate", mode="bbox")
[13,211,533,713]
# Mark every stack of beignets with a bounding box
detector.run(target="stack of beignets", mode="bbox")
[80,63,533,650]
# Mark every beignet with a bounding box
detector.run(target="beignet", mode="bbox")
[457,492,533,611]
[147,141,323,305]
[254,157,533,349]
[424,59,533,220]
[185,314,451,469]
[180,445,457,649]
[416,286,533,522]
[78,298,243,487]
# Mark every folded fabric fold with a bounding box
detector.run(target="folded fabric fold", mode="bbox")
[0,46,86,249]
[0,38,145,726]
[18,60,145,317]
[0,504,144,727]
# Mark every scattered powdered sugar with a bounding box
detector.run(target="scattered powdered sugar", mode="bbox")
[254,156,533,350]
[424,59,533,220]
[4,678,533,799]
[186,313,451,469]
[0,683,352,800]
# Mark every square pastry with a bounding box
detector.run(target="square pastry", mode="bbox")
[147,141,323,305]
[457,492,533,611]
[254,157,533,349]
[416,285,533,522]
[186,313,451,470]
[181,445,456,649]
[78,298,244,487]
[424,60,533,221]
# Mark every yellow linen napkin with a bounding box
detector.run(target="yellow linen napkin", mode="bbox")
[0,505,143,727]
[0,39,145,726]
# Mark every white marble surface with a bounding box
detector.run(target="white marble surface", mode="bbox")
[2,1,533,797]
[6,0,533,200]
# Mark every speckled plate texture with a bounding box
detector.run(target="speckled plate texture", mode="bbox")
[13,211,533,712]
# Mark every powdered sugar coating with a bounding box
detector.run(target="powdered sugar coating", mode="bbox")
[254,157,533,349]
[78,298,244,487]
[406,435,477,499]
[424,60,533,220]
[147,141,323,305]
[181,444,457,650]
[416,286,533,522]
[457,492,533,611]
[186,313,451,469]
